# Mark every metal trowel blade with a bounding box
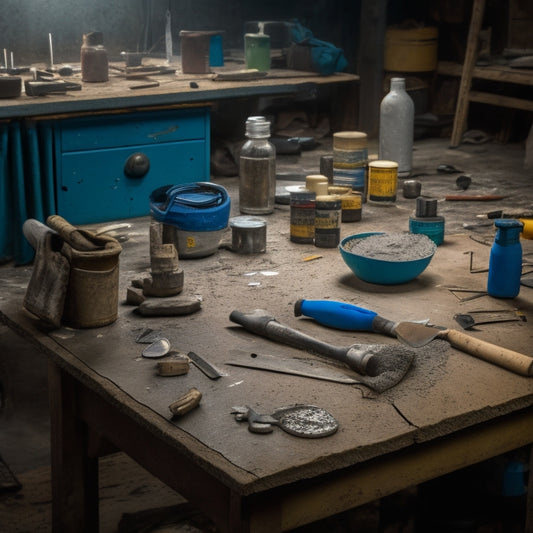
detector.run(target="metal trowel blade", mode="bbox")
[226,349,411,392]
[226,350,360,384]
[394,322,443,348]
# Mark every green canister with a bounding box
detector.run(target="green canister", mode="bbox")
[244,33,271,71]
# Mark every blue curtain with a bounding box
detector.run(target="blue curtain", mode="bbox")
[0,119,56,265]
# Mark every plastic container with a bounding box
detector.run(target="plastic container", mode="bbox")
[487,219,524,298]
[150,182,231,258]
[239,116,276,215]
[520,218,533,239]
[379,78,414,178]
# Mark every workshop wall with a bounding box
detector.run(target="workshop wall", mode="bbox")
[0,0,360,70]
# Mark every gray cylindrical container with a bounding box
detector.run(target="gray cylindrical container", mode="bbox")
[378,78,414,178]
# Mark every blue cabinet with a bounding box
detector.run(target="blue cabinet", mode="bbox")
[54,106,210,224]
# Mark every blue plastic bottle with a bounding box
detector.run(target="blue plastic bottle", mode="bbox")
[487,219,524,298]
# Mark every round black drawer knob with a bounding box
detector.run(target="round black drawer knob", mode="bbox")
[124,152,150,178]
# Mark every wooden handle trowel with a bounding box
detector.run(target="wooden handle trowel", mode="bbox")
[394,322,533,377]
[295,299,533,377]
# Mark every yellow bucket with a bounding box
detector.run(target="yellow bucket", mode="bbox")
[384,26,438,72]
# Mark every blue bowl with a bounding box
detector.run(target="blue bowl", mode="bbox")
[339,232,436,285]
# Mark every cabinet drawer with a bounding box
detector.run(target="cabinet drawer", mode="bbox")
[59,108,208,152]
[57,140,207,224]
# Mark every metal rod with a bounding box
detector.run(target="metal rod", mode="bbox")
[48,32,54,69]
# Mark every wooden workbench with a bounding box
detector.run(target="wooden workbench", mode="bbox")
[1,176,533,532]
[0,65,358,120]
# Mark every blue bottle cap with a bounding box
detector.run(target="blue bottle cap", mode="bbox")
[494,219,523,245]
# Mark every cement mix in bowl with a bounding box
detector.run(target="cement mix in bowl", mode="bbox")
[340,232,437,284]
[343,232,436,261]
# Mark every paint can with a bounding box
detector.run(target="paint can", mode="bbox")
[230,216,266,254]
[333,131,368,200]
[367,160,398,203]
[290,190,316,244]
[315,195,341,248]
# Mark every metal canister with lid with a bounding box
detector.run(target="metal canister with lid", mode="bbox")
[314,195,341,248]
[367,160,398,203]
[333,131,368,200]
[290,189,316,244]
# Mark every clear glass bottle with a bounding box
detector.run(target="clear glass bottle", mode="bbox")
[378,78,414,178]
[239,117,276,215]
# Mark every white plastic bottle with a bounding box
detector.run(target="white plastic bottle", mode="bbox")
[379,78,414,178]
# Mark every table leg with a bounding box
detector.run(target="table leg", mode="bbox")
[526,445,533,531]
[48,362,99,532]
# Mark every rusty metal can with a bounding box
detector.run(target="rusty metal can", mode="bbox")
[290,190,316,244]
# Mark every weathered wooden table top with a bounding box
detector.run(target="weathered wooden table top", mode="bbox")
[2,177,533,497]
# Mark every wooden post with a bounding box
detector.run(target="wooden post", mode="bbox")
[450,0,486,147]
[357,0,387,137]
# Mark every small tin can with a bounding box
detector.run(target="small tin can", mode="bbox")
[340,191,362,222]
[314,195,341,248]
[230,216,267,254]
[368,160,398,203]
[290,190,316,244]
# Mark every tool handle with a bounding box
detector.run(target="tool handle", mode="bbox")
[230,309,349,363]
[46,215,100,251]
[295,299,377,331]
[443,329,533,376]
[294,299,397,338]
